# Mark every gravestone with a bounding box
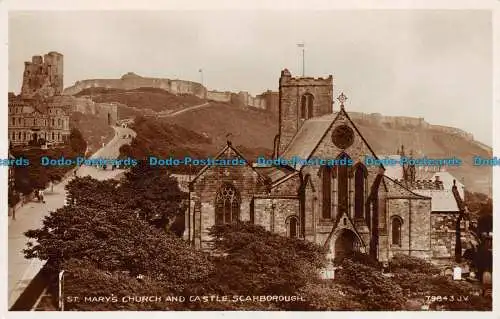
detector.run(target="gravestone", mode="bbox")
[453,266,462,280]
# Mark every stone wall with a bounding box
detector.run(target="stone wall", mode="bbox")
[349,112,475,142]
[21,52,64,98]
[64,72,207,99]
[430,213,460,260]
[253,198,300,237]
[206,90,232,102]
[383,198,432,261]
[189,146,268,249]
[50,95,118,126]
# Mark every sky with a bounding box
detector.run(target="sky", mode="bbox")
[8,10,492,145]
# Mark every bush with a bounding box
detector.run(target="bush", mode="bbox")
[389,254,440,275]
[335,259,406,310]
[334,251,382,269]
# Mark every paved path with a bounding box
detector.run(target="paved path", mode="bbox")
[8,126,135,309]
[156,102,210,118]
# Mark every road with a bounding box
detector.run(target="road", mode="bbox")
[155,102,210,118]
[8,126,135,309]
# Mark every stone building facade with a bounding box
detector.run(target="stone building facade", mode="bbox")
[9,52,70,146]
[187,69,463,263]
[8,94,70,145]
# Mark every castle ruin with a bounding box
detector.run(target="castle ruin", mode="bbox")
[21,52,63,98]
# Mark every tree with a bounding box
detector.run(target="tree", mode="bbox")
[23,204,213,288]
[207,222,327,297]
[121,163,188,231]
[69,128,87,154]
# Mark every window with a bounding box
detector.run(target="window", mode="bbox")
[322,166,332,219]
[391,217,402,246]
[354,164,367,218]
[215,184,240,225]
[18,132,21,140]
[337,153,350,215]
[287,216,299,238]
[58,119,62,126]
[300,93,314,119]
[52,132,55,140]
[52,119,55,127]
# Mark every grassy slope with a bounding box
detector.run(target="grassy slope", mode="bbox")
[81,85,489,194]
[70,112,115,154]
[75,87,205,113]
[164,103,491,194]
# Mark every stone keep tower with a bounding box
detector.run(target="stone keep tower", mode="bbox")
[276,69,333,155]
[21,52,63,98]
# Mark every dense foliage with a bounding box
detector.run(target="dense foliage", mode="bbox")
[11,128,87,195]
[23,168,491,311]
[64,164,188,232]
[208,223,327,296]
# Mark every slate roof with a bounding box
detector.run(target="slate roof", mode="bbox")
[382,176,430,199]
[281,113,338,169]
[253,165,297,184]
[413,189,459,212]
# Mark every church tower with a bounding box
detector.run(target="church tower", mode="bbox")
[276,69,333,155]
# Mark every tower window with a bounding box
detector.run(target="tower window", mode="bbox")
[215,184,240,225]
[300,93,314,119]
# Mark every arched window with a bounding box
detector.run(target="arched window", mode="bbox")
[337,153,350,215]
[354,164,367,218]
[391,216,403,246]
[322,166,332,219]
[307,94,314,118]
[287,216,299,238]
[300,95,307,119]
[215,184,240,225]
[300,93,314,119]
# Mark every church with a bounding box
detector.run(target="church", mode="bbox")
[186,69,466,263]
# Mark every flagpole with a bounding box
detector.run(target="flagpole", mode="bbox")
[297,43,305,76]
[302,46,305,77]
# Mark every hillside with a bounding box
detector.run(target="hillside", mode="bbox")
[82,83,490,194]
[164,104,491,194]
[70,112,115,153]
[75,87,205,113]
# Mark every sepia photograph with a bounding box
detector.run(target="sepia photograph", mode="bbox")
[5,6,494,313]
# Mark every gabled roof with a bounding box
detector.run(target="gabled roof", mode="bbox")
[414,189,459,212]
[189,142,269,186]
[281,108,385,171]
[383,175,431,200]
[253,165,297,185]
[281,113,338,168]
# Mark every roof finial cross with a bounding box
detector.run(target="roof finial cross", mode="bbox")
[226,133,233,145]
[337,92,348,109]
